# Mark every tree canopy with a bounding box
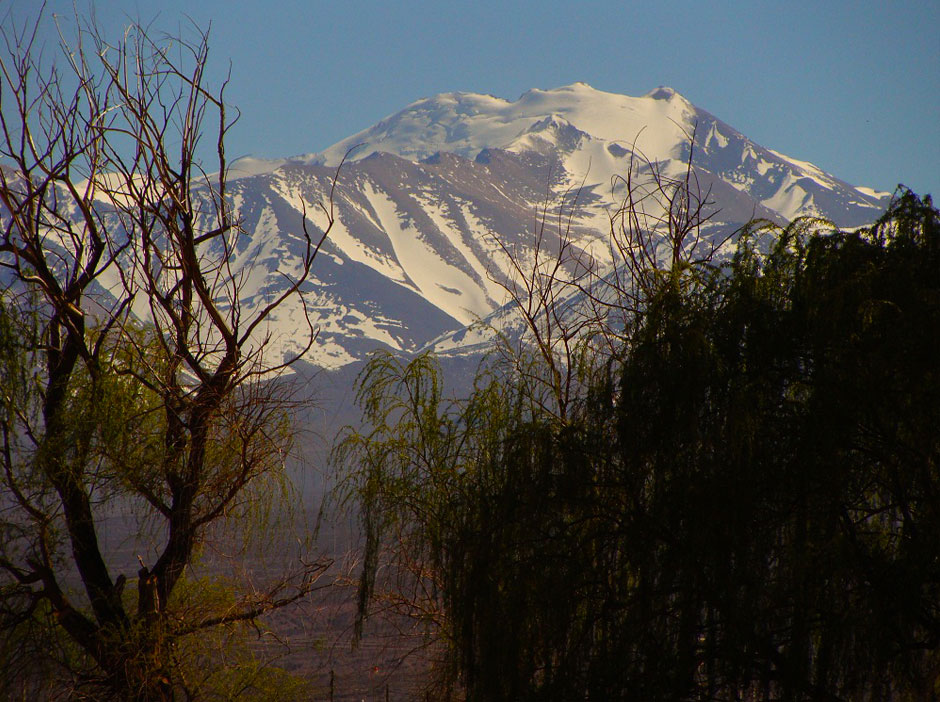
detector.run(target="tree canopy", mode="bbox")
[340,190,940,700]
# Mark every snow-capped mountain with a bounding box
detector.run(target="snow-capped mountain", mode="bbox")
[302,83,890,225]
[216,83,889,368]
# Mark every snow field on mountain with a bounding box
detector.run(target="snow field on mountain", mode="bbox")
[855,185,891,199]
[412,194,506,313]
[760,172,821,218]
[205,83,892,369]
[363,182,488,326]
[274,183,410,287]
[318,83,694,168]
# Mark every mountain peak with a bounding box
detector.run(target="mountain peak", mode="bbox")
[560,81,595,91]
[316,83,700,167]
[507,113,591,155]
[526,113,576,132]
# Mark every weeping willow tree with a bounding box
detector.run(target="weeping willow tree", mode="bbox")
[337,190,940,700]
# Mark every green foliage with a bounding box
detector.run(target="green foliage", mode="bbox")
[334,352,514,645]
[340,191,940,699]
[0,301,309,697]
[166,575,313,701]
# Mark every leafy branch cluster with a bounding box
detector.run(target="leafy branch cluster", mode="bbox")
[338,184,940,699]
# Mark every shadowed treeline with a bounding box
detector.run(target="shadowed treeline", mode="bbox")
[340,191,940,700]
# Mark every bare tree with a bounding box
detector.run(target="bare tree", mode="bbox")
[486,176,596,423]
[0,12,333,699]
[483,126,728,423]
[597,126,728,340]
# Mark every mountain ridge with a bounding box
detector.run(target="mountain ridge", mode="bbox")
[133,84,898,369]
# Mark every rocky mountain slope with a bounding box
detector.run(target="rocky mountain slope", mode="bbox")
[201,84,893,368]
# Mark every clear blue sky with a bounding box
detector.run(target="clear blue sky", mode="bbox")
[11,0,940,197]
